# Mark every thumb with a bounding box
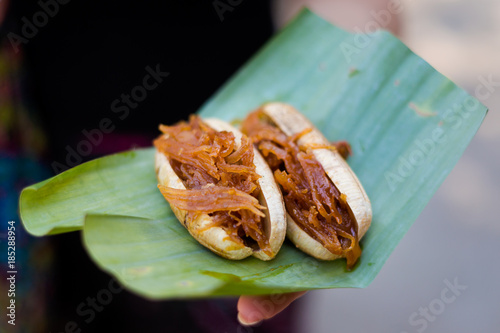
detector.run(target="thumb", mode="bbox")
[237,291,307,326]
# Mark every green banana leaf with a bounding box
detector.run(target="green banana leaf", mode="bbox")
[19,9,487,299]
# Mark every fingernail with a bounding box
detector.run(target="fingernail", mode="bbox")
[237,312,262,326]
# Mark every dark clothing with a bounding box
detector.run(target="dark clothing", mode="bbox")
[6,0,274,163]
[3,1,301,332]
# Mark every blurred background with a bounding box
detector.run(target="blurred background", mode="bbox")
[1,0,498,332]
[289,1,500,332]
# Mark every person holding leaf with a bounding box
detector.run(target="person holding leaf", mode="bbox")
[1,0,398,331]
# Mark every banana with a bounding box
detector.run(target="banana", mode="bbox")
[243,102,372,264]
[154,117,286,260]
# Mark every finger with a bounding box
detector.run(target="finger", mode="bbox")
[237,291,307,326]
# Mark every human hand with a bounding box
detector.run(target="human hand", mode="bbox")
[237,291,307,326]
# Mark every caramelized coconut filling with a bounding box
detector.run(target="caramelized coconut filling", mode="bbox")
[241,110,361,268]
[154,115,271,255]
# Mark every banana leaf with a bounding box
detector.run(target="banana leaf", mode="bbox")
[19,9,487,299]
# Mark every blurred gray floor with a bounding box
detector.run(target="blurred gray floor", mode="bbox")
[297,1,500,332]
